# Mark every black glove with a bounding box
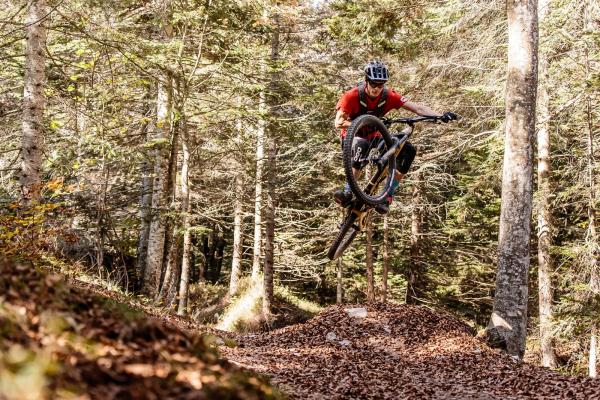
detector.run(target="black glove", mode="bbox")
[440,112,458,123]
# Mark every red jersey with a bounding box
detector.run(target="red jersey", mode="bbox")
[336,87,408,138]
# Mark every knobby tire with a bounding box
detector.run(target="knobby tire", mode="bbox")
[327,212,359,260]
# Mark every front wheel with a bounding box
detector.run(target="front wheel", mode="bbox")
[343,114,396,206]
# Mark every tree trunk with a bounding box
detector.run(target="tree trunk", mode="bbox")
[69,81,87,231]
[165,250,181,308]
[178,109,191,315]
[583,0,599,377]
[203,231,214,281]
[158,81,181,302]
[230,111,245,296]
[251,89,266,280]
[365,215,375,302]
[263,137,277,321]
[136,90,155,290]
[381,215,390,302]
[406,171,423,305]
[195,234,206,283]
[20,0,48,205]
[262,8,280,321]
[487,0,538,359]
[337,257,344,304]
[203,229,226,283]
[159,226,179,303]
[96,159,110,274]
[213,231,226,281]
[536,0,558,368]
[142,75,173,297]
[591,328,598,378]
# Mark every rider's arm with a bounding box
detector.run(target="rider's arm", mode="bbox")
[335,109,352,129]
[401,101,442,117]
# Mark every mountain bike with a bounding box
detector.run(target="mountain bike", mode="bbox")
[327,114,452,260]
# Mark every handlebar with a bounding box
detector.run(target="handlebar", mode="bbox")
[382,114,461,127]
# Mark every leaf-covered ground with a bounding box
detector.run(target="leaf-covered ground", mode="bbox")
[5,257,600,399]
[222,303,600,399]
[0,259,281,400]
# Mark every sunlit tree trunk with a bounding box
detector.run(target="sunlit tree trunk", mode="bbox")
[178,111,191,315]
[583,0,599,377]
[252,90,265,280]
[263,137,276,320]
[487,0,538,359]
[381,215,390,302]
[159,81,181,305]
[230,112,245,296]
[262,8,280,321]
[406,171,423,304]
[180,2,207,302]
[142,74,173,297]
[136,90,154,290]
[20,0,47,206]
[536,0,557,368]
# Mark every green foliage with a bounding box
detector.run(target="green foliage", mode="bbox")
[327,0,430,57]
[2,0,599,377]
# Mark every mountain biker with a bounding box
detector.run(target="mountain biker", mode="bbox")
[334,60,457,214]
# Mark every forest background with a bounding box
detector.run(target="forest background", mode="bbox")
[1,0,598,377]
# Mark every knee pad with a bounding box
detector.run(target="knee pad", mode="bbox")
[351,137,370,169]
[396,142,417,174]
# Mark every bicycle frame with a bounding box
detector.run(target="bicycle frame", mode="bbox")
[350,131,412,233]
[362,133,411,201]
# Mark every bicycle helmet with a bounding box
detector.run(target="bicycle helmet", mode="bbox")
[364,60,389,81]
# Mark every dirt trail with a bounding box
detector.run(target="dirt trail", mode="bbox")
[222,303,600,399]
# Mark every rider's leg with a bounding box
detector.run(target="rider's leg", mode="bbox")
[389,170,404,198]
[375,142,416,214]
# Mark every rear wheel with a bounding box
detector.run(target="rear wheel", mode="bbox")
[327,213,359,260]
[343,115,396,206]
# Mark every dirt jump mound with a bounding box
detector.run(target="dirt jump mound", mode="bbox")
[223,302,600,399]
